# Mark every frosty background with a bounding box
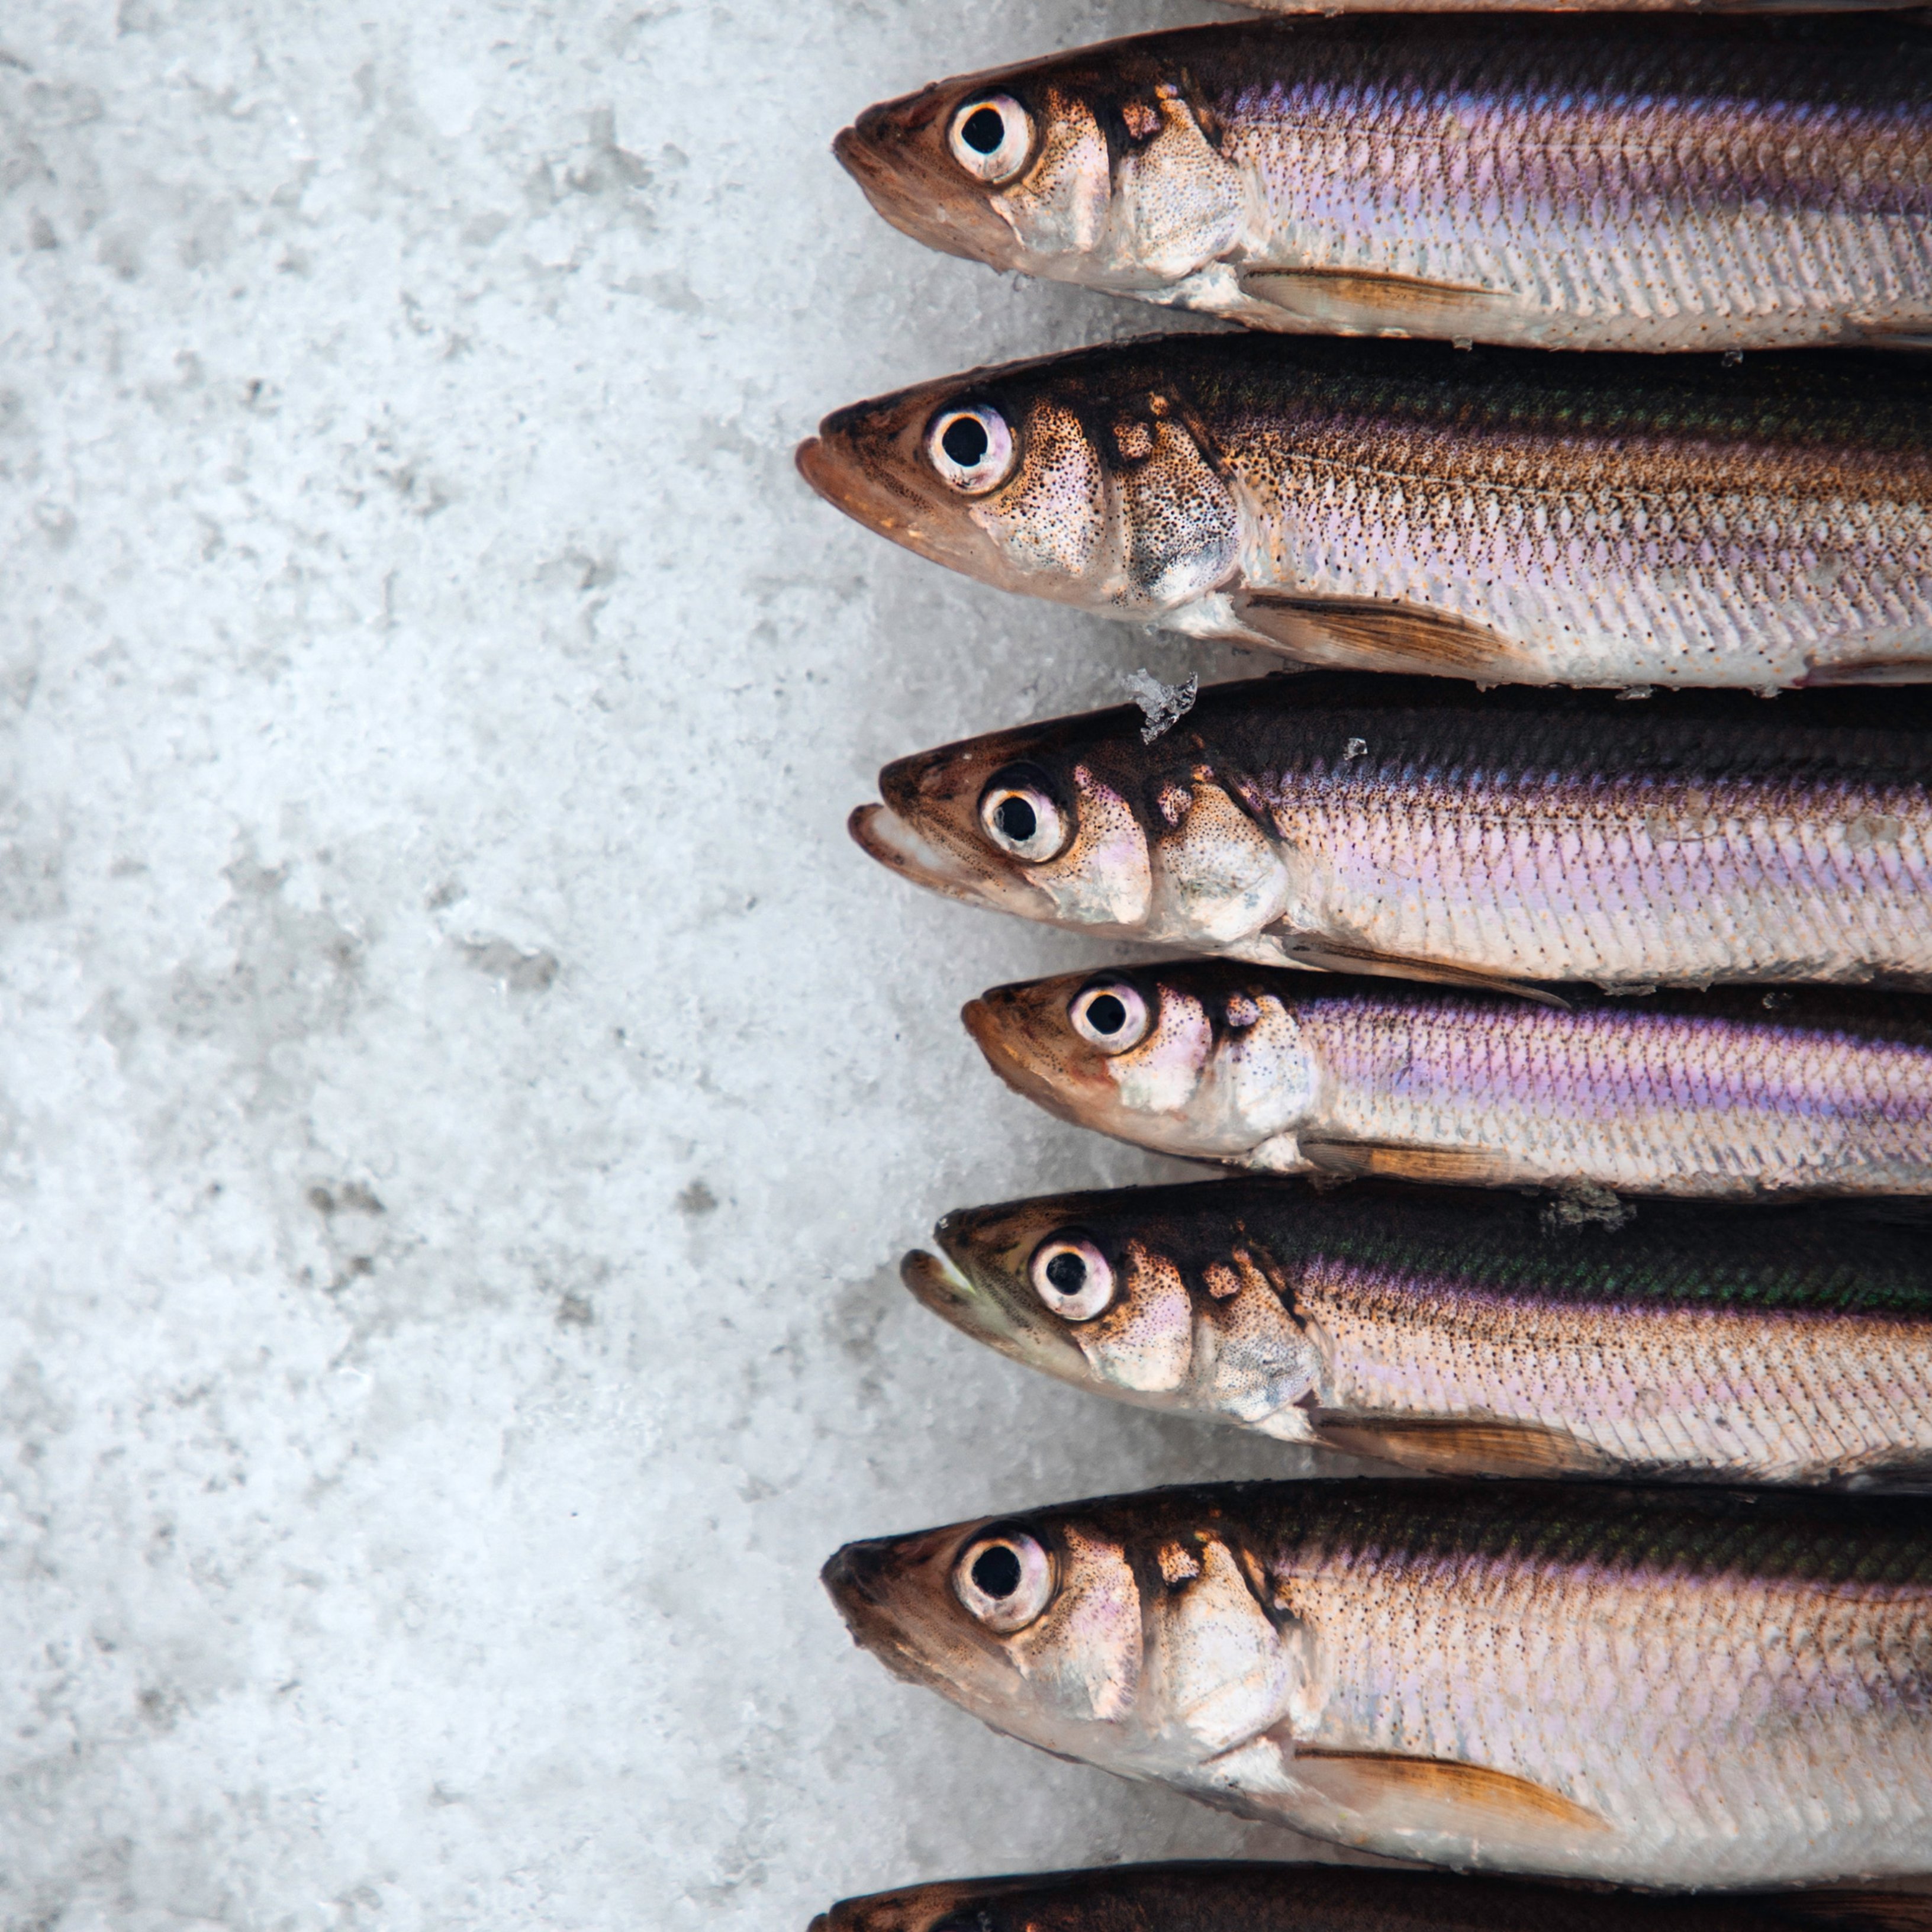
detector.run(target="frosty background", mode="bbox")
[0,1,1360,1924]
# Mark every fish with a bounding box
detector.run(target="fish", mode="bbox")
[833,18,1932,352]
[820,1479,1932,1886]
[903,1176,1932,1485]
[795,334,1932,690]
[960,964,1932,1198]
[852,675,1932,994]
[815,1861,1932,1932]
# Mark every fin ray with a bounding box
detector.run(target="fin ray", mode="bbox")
[1232,593,1532,680]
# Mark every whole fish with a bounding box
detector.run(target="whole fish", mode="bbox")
[904,1177,1932,1484]
[854,676,1932,994]
[962,964,1932,1197]
[821,1480,1932,1885]
[796,336,1932,690]
[817,1862,1932,1932]
[835,20,1932,352]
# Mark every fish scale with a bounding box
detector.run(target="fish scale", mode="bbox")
[801,336,1932,685]
[851,678,1932,988]
[963,962,1932,1196]
[906,1177,1932,1479]
[835,21,1932,351]
[822,1482,1932,1885]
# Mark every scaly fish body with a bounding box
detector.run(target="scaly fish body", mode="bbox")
[818,1863,1932,1932]
[797,337,1932,689]
[836,21,1932,352]
[963,964,1932,1197]
[906,1177,1932,1484]
[855,676,1932,992]
[822,1481,1932,1885]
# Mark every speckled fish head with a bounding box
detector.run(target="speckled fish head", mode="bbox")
[823,1490,1306,1778]
[796,346,1240,618]
[852,697,1296,947]
[904,1188,1321,1424]
[834,34,1247,294]
[962,964,1318,1161]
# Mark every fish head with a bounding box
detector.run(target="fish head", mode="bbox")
[822,1489,1307,1778]
[961,964,1319,1163]
[833,38,1248,292]
[852,695,1294,948]
[851,713,1154,932]
[906,1187,1322,1425]
[796,346,1241,619]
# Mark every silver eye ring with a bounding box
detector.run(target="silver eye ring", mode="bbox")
[1069,979,1151,1054]
[1029,1235,1115,1321]
[953,1530,1054,1632]
[948,95,1032,186]
[979,770,1070,862]
[927,404,1015,495]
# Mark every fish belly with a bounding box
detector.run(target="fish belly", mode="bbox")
[1238,474,1932,688]
[1273,1559,1932,1884]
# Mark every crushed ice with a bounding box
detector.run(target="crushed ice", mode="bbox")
[1125,669,1198,744]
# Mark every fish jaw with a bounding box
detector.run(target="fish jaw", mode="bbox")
[900,1242,1093,1389]
[821,1512,1151,1766]
[833,96,1029,272]
[849,803,1057,920]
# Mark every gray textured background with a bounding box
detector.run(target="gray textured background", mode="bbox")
[0,2,1360,1925]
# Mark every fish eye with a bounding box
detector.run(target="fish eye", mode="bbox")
[953,1530,1054,1632]
[948,94,1032,185]
[978,766,1071,862]
[926,404,1015,495]
[1069,978,1151,1054]
[1029,1234,1115,1321]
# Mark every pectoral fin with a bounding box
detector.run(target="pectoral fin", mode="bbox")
[1239,268,1512,342]
[1299,1140,1525,1189]
[1276,1739,1609,1852]
[1232,593,1534,682]
[1275,935,1570,1010]
[1310,1411,1618,1480]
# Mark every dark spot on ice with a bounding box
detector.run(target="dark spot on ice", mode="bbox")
[557,1292,595,1328]
[676,1179,718,1217]
[458,936,559,993]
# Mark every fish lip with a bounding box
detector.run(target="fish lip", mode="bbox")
[833,120,1013,269]
[833,98,1025,272]
[850,800,1056,918]
[820,1530,969,1696]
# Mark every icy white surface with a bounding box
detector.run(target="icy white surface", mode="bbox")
[0,2,1359,1925]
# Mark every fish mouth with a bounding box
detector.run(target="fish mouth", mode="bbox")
[795,406,1016,593]
[833,115,1020,271]
[821,1526,980,1698]
[901,1240,1088,1382]
[849,801,1053,918]
[963,988,1102,1130]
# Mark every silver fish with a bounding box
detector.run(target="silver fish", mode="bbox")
[796,336,1932,690]
[854,676,1932,994]
[962,964,1932,1197]
[816,1863,1932,1932]
[822,1480,1932,1886]
[905,1177,1932,1484]
[835,19,1932,352]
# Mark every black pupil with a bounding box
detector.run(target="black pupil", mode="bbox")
[942,415,990,469]
[973,1544,1024,1599]
[993,795,1038,843]
[1044,1251,1087,1296]
[1086,993,1128,1035]
[962,105,1006,155]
